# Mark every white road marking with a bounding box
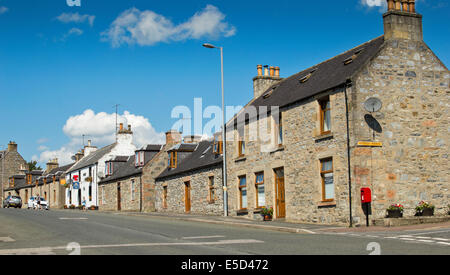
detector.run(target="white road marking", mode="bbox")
[432,238,449,242]
[59,218,88,220]
[436,242,450,246]
[0,237,15,243]
[0,239,264,255]
[182,235,225,240]
[399,238,416,241]
[416,239,435,243]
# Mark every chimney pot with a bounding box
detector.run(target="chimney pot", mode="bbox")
[269,66,275,77]
[128,124,132,132]
[263,65,269,76]
[274,66,280,78]
[119,123,124,131]
[257,65,263,76]
[387,0,395,11]
[88,140,91,147]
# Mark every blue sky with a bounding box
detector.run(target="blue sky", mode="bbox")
[0,0,449,166]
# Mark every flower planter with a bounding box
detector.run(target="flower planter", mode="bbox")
[421,208,434,216]
[263,215,272,221]
[387,209,403,218]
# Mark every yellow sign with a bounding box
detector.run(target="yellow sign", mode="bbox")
[357,141,383,147]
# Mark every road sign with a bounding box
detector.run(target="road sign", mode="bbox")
[357,141,382,147]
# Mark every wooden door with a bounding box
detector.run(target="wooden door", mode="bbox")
[185,182,191,213]
[117,183,121,211]
[274,168,286,218]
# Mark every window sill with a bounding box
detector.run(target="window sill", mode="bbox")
[314,132,334,142]
[318,201,336,208]
[236,209,248,215]
[234,156,246,163]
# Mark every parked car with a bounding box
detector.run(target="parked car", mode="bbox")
[27,196,49,210]
[3,196,22,208]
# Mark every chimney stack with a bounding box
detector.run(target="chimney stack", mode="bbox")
[7,141,17,152]
[253,65,283,99]
[383,0,422,41]
[46,158,59,173]
[165,130,182,146]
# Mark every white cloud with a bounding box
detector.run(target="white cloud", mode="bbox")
[361,0,386,7]
[101,5,236,48]
[60,27,84,41]
[0,6,8,14]
[56,12,95,26]
[34,109,165,166]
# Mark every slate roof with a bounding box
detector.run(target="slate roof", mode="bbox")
[138,144,163,151]
[46,163,75,176]
[233,36,385,123]
[156,140,223,180]
[67,143,116,173]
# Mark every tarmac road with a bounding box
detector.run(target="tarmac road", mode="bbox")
[0,208,449,255]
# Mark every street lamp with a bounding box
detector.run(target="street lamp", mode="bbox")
[203,43,228,217]
[0,145,5,206]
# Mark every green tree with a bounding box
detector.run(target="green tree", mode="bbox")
[27,161,42,171]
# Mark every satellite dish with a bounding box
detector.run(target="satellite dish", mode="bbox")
[364,97,382,113]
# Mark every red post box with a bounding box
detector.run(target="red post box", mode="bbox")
[361,188,372,203]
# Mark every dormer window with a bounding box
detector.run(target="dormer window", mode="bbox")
[168,151,177,169]
[213,135,223,155]
[135,151,145,167]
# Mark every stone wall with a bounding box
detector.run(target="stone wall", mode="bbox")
[351,38,449,221]
[155,166,223,215]
[1,148,27,200]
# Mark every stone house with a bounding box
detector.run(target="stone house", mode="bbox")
[155,139,223,215]
[1,141,28,201]
[140,130,184,212]
[65,124,136,208]
[224,1,449,225]
[98,145,162,212]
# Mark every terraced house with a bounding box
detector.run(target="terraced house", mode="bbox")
[155,137,223,215]
[5,159,73,209]
[65,124,136,208]
[98,145,162,212]
[224,0,448,225]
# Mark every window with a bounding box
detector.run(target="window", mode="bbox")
[320,158,334,202]
[239,176,247,210]
[255,173,265,208]
[213,136,223,155]
[319,98,331,134]
[106,162,113,176]
[135,151,144,167]
[275,113,283,146]
[163,186,168,209]
[208,176,215,203]
[131,179,135,201]
[168,152,177,169]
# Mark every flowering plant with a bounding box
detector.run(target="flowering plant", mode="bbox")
[387,203,404,212]
[261,206,274,217]
[415,201,435,212]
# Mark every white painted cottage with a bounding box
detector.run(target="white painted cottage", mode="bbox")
[65,124,136,208]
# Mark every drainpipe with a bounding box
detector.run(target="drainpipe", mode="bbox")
[345,79,353,228]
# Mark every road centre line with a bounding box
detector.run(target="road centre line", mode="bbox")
[182,235,225,240]
[0,239,265,255]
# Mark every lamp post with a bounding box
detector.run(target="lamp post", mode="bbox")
[203,43,228,217]
[0,145,5,206]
